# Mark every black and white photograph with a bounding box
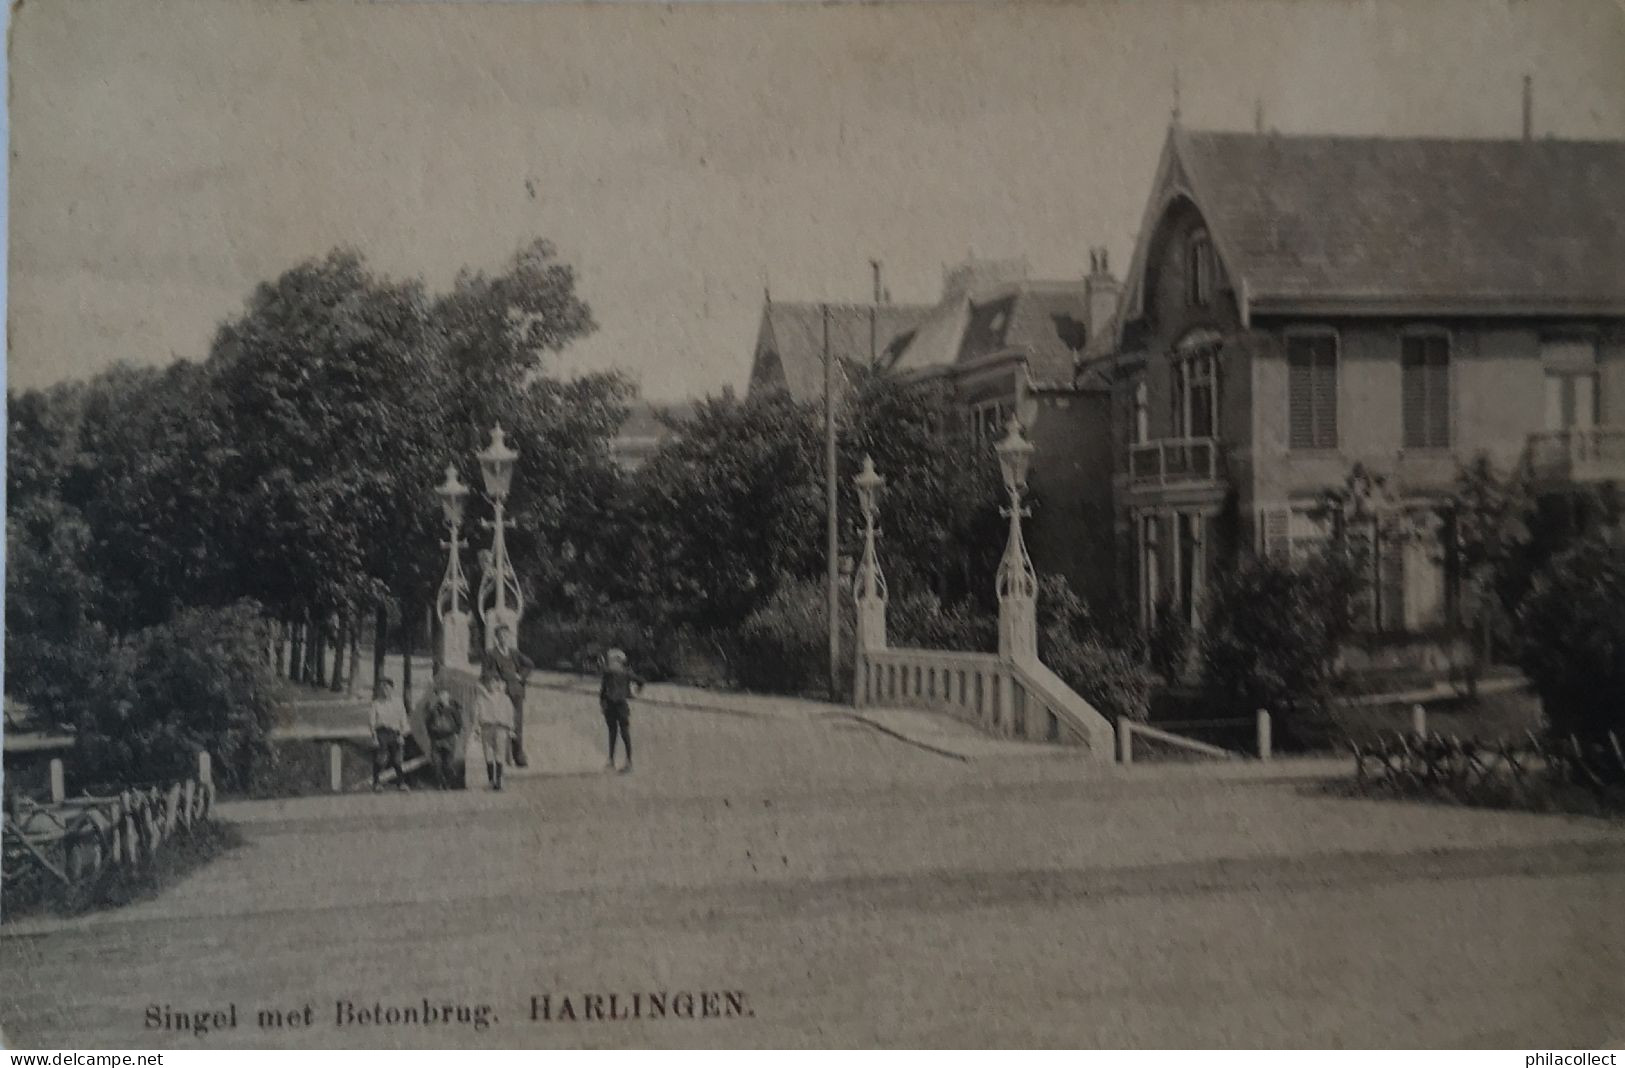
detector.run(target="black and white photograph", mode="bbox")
[2,0,1624,1051]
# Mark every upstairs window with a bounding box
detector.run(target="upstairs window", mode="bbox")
[1173,349,1218,440]
[1287,332,1338,450]
[1401,333,1451,449]
[970,399,1012,444]
[1542,338,1600,432]
[1188,231,1214,307]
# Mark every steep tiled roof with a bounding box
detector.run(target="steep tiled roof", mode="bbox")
[748,301,931,402]
[1172,129,1625,313]
[890,281,1095,385]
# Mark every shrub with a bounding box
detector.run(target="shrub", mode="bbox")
[64,602,279,792]
[1145,597,1193,681]
[1043,627,1153,724]
[726,578,854,696]
[889,589,996,653]
[1198,548,1362,720]
[521,608,713,681]
[1511,529,1625,742]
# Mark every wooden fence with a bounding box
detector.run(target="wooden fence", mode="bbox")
[1351,729,1625,798]
[2,753,216,890]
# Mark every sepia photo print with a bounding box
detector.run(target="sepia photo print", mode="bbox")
[3,0,1625,1051]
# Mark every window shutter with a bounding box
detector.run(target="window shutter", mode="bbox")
[1259,507,1290,559]
[1379,531,1407,633]
[1405,335,1450,448]
[1402,338,1428,448]
[1425,343,1450,447]
[1312,342,1338,448]
[1288,345,1314,449]
[1290,335,1338,449]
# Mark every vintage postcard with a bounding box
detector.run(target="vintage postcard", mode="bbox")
[3,0,1625,1052]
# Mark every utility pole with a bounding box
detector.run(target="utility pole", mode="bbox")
[824,303,841,702]
[869,259,881,361]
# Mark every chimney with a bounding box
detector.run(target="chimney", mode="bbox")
[1523,74,1533,141]
[870,259,883,304]
[1084,246,1122,343]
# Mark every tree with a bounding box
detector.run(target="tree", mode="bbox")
[68,363,236,635]
[1447,455,1536,664]
[841,365,1005,607]
[626,392,825,631]
[207,250,433,635]
[1198,548,1363,721]
[1511,529,1625,743]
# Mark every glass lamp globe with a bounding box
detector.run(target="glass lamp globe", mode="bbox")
[994,417,1035,496]
[477,425,519,500]
[435,464,469,526]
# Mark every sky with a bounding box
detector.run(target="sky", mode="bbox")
[8,0,1625,401]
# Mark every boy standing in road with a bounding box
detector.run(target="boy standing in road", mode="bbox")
[599,648,644,774]
[476,672,514,791]
[423,679,465,790]
[485,624,534,768]
[370,678,411,793]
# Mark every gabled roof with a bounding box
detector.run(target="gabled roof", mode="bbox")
[748,301,932,402]
[890,280,1095,385]
[616,400,695,440]
[1121,126,1625,325]
[611,400,693,469]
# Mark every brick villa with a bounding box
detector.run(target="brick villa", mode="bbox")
[1108,125,1625,660]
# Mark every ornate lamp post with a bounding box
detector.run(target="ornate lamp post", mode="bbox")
[434,464,473,668]
[475,425,524,650]
[852,454,889,656]
[994,418,1039,663]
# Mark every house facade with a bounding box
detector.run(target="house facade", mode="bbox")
[1111,127,1625,663]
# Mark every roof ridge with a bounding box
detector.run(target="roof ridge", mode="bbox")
[1182,127,1625,149]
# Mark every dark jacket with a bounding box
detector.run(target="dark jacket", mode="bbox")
[600,665,644,705]
[425,696,463,741]
[485,646,534,702]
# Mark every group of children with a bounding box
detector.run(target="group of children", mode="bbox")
[368,645,644,792]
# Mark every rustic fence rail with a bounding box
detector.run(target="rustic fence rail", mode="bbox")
[3,755,216,891]
[1350,729,1625,801]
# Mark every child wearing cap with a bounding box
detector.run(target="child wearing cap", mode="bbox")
[370,678,411,793]
[599,648,645,773]
[476,672,514,791]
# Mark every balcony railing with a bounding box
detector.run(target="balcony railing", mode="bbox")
[1126,437,1221,488]
[1526,428,1625,483]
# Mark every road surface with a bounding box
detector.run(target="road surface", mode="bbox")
[4,686,1623,1048]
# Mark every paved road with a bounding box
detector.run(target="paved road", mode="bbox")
[4,688,1624,1048]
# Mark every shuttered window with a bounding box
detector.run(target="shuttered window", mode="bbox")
[1258,507,1290,559]
[1402,334,1450,448]
[1287,334,1338,449]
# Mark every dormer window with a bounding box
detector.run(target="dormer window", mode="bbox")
[1188,230,1214,308]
